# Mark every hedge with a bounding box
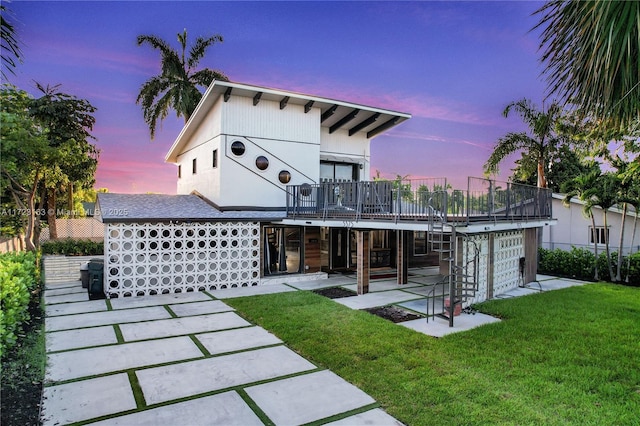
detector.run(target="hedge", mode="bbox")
[41,238,103,256]
[0,251,41,356]
[538,247,640,285]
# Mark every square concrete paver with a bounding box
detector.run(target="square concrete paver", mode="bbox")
[137,346,316,405]
[46,299,108,317]
[209,284,296,299]
[45,286,86,297]
[45,306,172,332]
[287,276,356,290]
[245,370,376,425]
[168,300,234,317]
[41,373,137,426]
[88,391,263,426]
[342,280,421,293]
[333,290,422,310]
[119,312,250,342]
[46,336,203,382]
[109,291,212,310]
[325,408,404,425]
[46,326,118,353]
[400,312,500,337]
[196,326,282,355]
[44,291,89,304]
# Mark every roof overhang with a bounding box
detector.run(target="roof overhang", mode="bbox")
[165,80,411,163]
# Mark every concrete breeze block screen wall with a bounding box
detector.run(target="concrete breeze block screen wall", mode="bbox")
[105,222,260,298]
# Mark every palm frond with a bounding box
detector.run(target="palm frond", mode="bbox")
[188,35,224,69]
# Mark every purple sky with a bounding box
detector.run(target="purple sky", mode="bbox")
[6,1,547,193]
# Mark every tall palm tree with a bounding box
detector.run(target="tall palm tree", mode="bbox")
[563,169,601,280]
[137,29,228,139]
[593,172,620,281]
[534,1,639,127]
[484,99,566,188]
[1,4,22,79]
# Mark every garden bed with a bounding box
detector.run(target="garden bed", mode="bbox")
[364,305,424,323]
[312,287,358,299]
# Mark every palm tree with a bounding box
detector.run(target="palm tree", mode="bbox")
[137,29,228,139]
[563,170,601,280]
[1,4,22,79]
[534,1,639,127]
[593,172,621,281]
[484,99,566,188]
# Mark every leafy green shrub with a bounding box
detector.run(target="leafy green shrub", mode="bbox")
[539,247,639,285]
[0,251,40,356]
[41,238,103,256]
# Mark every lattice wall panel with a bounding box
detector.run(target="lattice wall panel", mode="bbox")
[105,222,260,298]
[462,234,489,306]
[492,230,524,295]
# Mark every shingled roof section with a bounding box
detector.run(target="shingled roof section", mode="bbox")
[96,193,284,223]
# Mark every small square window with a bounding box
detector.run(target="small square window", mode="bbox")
[192,158,197,174]
[213,149,218,168]
[588,226,609,244]
[178,165,181,178]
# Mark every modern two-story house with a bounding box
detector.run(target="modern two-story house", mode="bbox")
[97,80,555,323]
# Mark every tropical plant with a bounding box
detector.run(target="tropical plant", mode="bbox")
[484,99,567,188]
[29,83,98,238]
[1,85,52,250]
[562,169,602,280]
[1,4,22,80]
[534,1,639,128]
[136,29,228,139]
[593,172,621,281]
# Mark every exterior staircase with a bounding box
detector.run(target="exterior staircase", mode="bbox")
[425,212,480,327]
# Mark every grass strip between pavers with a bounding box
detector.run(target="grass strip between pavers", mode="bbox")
[226,284,640,426]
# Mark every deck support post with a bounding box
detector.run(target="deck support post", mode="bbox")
[397,230,409,285]
[357,230,370,295]
[523,228,538,284]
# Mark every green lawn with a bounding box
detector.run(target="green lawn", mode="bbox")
[227,284,640,425]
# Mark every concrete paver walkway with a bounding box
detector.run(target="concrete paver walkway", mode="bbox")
[41,279,403,425]
[41,265,587,425]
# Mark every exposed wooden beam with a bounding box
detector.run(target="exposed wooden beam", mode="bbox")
[223,87,232,102]
[280,96,290,110]
[349,113,380,136]
[330,109,359,134]
[321,104,338,122]
[253,92,262,106]
[304,100,315,113]
[366,117,400,138]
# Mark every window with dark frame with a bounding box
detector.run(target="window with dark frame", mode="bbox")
[588,226,609,245]
[212,149,218,168]
[192,158,197,174]
[178,165,181,178]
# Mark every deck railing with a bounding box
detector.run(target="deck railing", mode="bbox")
[286,177,552,225]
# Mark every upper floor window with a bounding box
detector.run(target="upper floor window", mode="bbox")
[192,158,197,174]
[231,140,246,156]
[178,165,181,178]
[212,150,218,168]
[588,226,609,244]
[320,161,359,182]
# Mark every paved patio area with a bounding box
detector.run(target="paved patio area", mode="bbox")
[41,266,587,425]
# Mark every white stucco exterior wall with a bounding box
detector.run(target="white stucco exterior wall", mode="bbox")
[542,196,638,255]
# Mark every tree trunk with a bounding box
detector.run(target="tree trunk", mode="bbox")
[537,158,547,188]
[590,212,599,281]
[615,203,627,282]
[626,212,638,283]
[47,188,58,240]
[603,211,614,281]
[24,176,40,251]
[68,182,74,217]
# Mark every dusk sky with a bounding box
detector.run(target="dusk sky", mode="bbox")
[6,0,548,193]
